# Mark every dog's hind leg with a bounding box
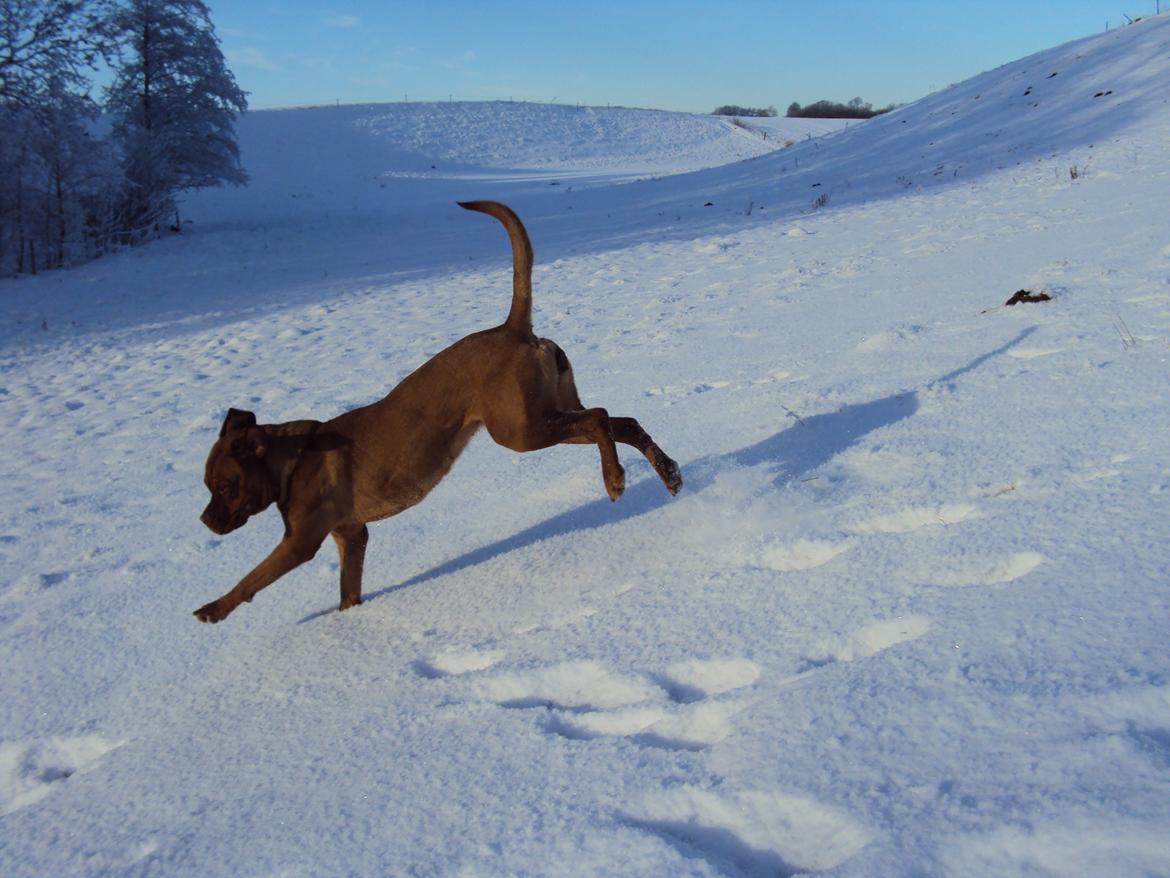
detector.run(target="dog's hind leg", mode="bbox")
[609,417,683,495]
[332,524,369,611]
[553,413,683,496]
[541,349,680,496]
[516,407,626,501]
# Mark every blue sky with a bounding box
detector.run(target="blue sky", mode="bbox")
[213,2,1162,112]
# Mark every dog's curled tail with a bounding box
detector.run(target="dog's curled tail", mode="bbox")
[458,200,534,338]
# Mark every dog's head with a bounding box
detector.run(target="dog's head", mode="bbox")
[201,408,276,535]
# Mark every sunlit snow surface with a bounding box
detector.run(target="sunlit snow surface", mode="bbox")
[2,16,1170,878]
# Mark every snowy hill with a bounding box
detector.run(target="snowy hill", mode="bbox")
[193,100,843,223]
[2,15,1170,878]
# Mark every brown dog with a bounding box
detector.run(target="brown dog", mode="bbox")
[195,201,682,623]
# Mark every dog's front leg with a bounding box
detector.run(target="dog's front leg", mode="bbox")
[332,524,369,611]
[194,533,325,623]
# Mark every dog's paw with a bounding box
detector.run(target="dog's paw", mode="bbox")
[193,600,230,624]
[339,596,363,612]
[607,463,626,501]
[652,446,683,496]
[662,461,683,496]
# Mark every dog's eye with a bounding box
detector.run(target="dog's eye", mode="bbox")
[217,481,239,500]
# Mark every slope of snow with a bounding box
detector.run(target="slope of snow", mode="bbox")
[216,100,839,219]
[2,15,1170,878]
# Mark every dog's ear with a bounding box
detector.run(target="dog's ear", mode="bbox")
[229,425,268,460]
[219,408,257,437]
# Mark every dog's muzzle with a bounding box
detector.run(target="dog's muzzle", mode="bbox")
[201,502,248,535]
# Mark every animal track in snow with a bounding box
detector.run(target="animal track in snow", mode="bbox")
[476,661,657,711]
[945,815,1170,877]
[1125,724,1170,769]
[414,647,506,679]
[1074,454,1129,484]
[512,602,605,636]
[547,700,749,751]
[545,706,668,740]
[632,701,749,751]
[549,659,759,750]
[627,785,874,876]
[839,447,943,486]
[656,658,761,703]
[856,324,926,352]
[1007,345,1065,359]
[476,658,760,751]
[851,503,978,534]
[929,551,1045,587]
[760,538,851,572]
[0,735,121,816]
[802,616,931,671]
[748,368,794,386]
[1074,467,1122,483]
[644,380,731,398]
[1124,291,1170,304]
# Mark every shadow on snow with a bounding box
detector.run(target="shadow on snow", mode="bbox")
[310,327,1034,620]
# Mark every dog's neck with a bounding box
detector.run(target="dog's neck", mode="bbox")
[260,420,323,511]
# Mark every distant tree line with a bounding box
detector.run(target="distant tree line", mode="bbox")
[712,105,778,118]
[786,97,895,119]
[1,0,247,276]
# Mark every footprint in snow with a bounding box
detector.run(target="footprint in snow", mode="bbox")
[469,658,760,751]
[1007,345,1065,359]
[925,551,1046,587]
[856,324,926,353]
[850,503,978,535]
[644,380,731,398]
[0,735,121,817]
[475,661,657,712]
[549,699,750,752]
[1073,454,1129,484]
[654,658,761,703]
[760,538,851,572]
[413,647,506,679]
[451,659,874,869]
[798,616,931,673]
[628,701,749,751]
[748,368,794,386]
[625,785,874,876]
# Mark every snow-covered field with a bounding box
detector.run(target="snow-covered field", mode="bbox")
[3,16,1170,878]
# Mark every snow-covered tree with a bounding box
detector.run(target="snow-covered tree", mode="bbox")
[0,0,108,273]
[105,0,247,237]
[0,0,104,108]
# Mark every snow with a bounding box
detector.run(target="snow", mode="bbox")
[2,15,1170,877]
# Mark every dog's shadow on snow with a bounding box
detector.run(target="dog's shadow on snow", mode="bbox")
[315,327,1034,618]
